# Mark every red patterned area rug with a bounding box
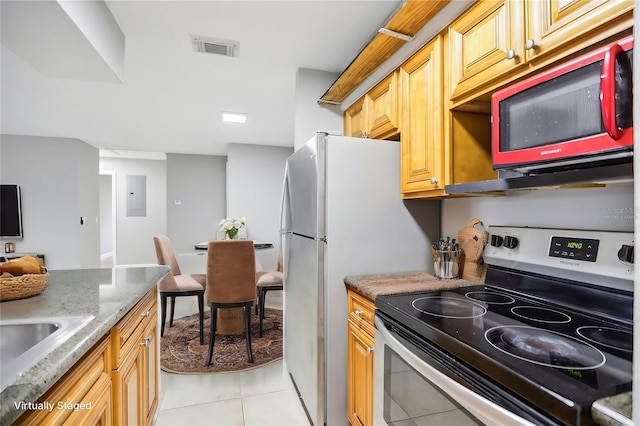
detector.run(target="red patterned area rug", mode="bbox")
[160,308,283,374]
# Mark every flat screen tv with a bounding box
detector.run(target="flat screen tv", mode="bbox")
[0,185,23,238]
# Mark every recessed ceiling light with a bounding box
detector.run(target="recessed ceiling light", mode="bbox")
[222,112,247,123]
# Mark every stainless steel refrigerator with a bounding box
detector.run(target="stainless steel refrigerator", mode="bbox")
[281,132,440,425]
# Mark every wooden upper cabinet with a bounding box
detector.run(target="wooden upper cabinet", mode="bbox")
[525,0,634,62]
[399,36,445,198]
[448,0,525,101]
[343,72,400,140]
[448,0,633,103]
[365,72,399,140]
[344,98,367,138]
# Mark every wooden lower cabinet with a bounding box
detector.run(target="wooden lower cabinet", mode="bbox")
[14,336,112,425]
[142,313,160,425]
[65,373,113,426]
[347,289,376,426]
[14,287,160,426]
[111,288,158,426]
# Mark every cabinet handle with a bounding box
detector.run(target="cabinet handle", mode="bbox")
[140,336,151,347]
[354,309,363,317]
[524,39,536,50]
[506,50,517,60]
[141,310,151,318]
[367,346,374,354]
[430,177,438,185]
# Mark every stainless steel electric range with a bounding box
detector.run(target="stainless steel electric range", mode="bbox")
[374,226,633,426]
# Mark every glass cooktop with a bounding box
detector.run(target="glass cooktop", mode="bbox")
[376,282,633,422]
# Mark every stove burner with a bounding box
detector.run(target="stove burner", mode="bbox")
[465,291,515,305]
[412,296,487,319]
[576,326,633,352]
[485,326,606,370]
[511,306,571,324]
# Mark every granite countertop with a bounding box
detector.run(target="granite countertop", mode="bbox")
[345,271,633,425]
[592,392,633,426]
[0,265,170,426]
[344,270,473,300]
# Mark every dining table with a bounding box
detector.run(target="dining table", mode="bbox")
[194,240,274,335]
[194,240,274,250]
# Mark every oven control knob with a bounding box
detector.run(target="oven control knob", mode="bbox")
[503,236,519,249]
[490,235,504,247]
[617,245,634,264]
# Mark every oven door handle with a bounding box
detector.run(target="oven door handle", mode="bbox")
[374,316,537,426]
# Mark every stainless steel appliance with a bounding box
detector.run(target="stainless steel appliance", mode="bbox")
[491,35,633,173]
[375,226,633,425]
[281,132,439,426]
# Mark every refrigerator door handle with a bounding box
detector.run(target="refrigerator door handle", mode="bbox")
[280,163,291,279]
[279,163,291,234]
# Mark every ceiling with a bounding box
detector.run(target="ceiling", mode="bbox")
[0,0,405,157]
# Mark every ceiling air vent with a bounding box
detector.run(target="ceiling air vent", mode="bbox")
[191,35,238,58]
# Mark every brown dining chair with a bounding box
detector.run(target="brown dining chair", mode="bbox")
[255,252,283,337]
[205,240,256,366]
[154,235,206,344]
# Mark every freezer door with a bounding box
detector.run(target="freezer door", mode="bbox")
[283,232,325,426]
[285,133,325,238]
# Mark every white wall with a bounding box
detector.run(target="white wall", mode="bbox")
[0,134,100,270]
[227,143,293,270]
[99,157,166,265]
[441,183,634,237]
[294,68,343,150]
[166,153,227,274]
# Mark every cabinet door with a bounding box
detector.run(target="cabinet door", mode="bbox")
[142,314,160,425]
[525,0,633,62]
[347,321,374,426]
[65,374,113,426]
[366,72,399,140]
[399,36,445,198]
[344,98,367,138]
[448,0,525,101]
[113,347,143,426]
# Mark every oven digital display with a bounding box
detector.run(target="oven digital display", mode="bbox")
[549,236,599,262]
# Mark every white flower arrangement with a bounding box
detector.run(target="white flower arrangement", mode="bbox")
[218,217,246,240]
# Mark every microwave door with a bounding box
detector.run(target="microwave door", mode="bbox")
[491,35,633,172]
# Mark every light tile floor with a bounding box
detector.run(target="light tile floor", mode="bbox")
[154,292,310,426]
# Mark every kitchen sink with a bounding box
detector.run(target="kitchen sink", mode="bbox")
[0,315,94,391]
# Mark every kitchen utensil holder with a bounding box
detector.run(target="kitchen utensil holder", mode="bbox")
[433,250,460,280]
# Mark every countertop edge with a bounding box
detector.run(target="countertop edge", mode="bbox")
[592,392,633,426]
[0,266,169,426]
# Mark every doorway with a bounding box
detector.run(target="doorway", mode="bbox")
[99,172,117,267]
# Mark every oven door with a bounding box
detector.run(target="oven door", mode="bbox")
[374,315,541,426]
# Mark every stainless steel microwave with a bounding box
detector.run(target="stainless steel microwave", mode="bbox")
[491,35,633,173]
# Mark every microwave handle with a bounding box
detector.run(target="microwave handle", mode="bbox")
[600,42,624,140]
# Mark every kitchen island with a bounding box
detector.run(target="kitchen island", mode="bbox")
[0,266,169,425]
